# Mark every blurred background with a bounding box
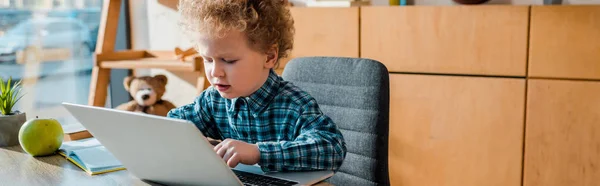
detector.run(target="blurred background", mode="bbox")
[0,0,128,133]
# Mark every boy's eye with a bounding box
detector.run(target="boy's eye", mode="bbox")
[203,58,213,63]
[222,59,238,63]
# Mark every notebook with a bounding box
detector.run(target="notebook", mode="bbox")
[58,138,126,175]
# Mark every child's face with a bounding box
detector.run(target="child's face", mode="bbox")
[196,30,276,99]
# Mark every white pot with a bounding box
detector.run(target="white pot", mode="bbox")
[0,111,27,147]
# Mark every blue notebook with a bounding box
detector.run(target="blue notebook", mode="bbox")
[58,138,126,175]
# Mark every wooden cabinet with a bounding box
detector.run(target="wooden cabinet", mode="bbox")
[529,6,600,80]
[251,5,600,185]
[278,7,359,71]
[361,6,529,76]
[525,6,600,185]
[524,79,600,186]
[388,74,525,186]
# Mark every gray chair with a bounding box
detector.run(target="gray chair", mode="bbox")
[281,57,390,186]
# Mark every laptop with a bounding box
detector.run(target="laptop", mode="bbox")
[61,102,334,186]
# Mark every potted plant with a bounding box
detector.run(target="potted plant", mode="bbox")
[0,76,26,147]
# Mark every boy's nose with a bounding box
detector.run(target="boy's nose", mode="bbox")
[210,62,225,77]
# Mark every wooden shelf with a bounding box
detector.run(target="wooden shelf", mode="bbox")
[75,0,210,142]
[99,58,201,71]
[94,50,203,71]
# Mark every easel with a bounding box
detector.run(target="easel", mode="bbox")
[64,0,210,141]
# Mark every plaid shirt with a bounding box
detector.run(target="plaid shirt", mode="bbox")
[167,70,346,172]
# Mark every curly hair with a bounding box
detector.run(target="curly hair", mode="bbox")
[178,0,295,67]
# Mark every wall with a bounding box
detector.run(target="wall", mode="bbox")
[129,0,198,107]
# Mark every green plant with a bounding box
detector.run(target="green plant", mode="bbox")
[0,76,24,115]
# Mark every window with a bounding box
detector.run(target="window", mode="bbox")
[0,0,127,133]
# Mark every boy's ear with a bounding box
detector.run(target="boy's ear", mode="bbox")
[264,45,278,69]
[123,76,135,92]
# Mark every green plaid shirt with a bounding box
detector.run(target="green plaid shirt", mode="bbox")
[167,70,346,172]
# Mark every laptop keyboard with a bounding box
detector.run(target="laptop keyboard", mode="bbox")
[232,169,298,186]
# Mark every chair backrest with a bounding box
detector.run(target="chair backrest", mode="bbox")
[281,57,390,186]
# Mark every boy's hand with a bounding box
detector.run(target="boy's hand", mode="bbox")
[214,139,260,168]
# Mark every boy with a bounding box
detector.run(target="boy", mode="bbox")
[168,0,347,172]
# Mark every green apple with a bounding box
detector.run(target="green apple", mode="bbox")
[18,117,64,157]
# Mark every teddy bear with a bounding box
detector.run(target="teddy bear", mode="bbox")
[116,74,177,117]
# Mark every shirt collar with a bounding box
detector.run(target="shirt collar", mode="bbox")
[228,69,281,116]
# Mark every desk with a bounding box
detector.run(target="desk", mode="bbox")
[0,145,332,186]
[1,145,160,185]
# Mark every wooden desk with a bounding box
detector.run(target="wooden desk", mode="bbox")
[0,145,332,186]
[1,145,159,185]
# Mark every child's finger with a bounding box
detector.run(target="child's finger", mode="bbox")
[213,139,226,151]
[213,143,221,152]
[215,145,228,158]
[223,147,235,162]
[227,153,240,168]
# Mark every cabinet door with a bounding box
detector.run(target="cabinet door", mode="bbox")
[277,7,359,73]
[524,79,600,186]
[361,6,528,76]
[389,74,525,186]
[529,6,600,80]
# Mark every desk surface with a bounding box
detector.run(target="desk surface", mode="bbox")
[1,145,161,185]
[0,145,331,186]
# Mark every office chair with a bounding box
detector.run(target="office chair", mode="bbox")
[281,57,390,186]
